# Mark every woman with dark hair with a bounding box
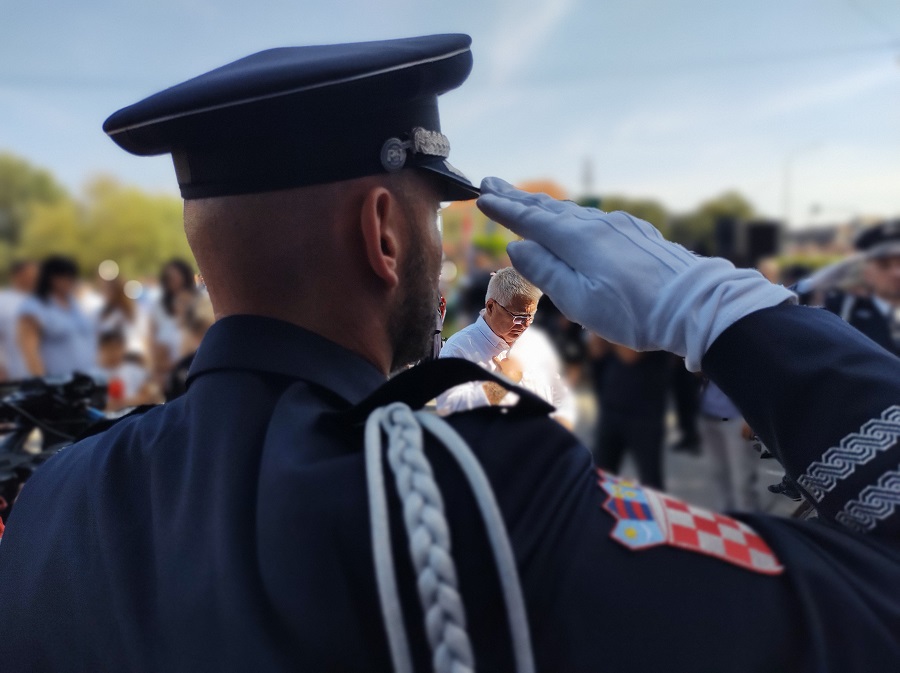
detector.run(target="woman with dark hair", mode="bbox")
[150,258,197,379]
[17,255,96,377]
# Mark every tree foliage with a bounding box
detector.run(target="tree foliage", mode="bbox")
[669,191,756,252]
[470,232,511,258]
[3,155,770,284]
[583,195,669,234]
[18,201,84,262]
[517,179,568,200]
[0,152,68,247]
[79,177,190,279]
[10,163,193,279]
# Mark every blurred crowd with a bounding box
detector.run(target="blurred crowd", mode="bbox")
[2,215,897,513]
[445,277,742,507]
[442,219,900,514]
[0,256,213,418]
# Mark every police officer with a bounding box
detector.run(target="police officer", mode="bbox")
[823,219,900,356]
[0,34,899,673]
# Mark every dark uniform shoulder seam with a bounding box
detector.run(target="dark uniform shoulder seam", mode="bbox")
[75,404,160,441]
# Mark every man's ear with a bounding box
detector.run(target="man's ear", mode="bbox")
[359,186,402,289]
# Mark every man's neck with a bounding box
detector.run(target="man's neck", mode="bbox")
[212,303,393,376]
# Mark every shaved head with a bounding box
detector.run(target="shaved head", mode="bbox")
[183,170,444,374]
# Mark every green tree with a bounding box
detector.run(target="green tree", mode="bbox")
[17,173,194,279]
[18,200,85,263]
[583,195,669,234]
[471,232,511,259]
[80,176,191,279]
[0,152,68,246]
[669,191,756,252]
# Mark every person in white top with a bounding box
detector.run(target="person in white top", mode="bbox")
[17,256,96,378]
[150,259,197,381]
[437,266,576,428]
[0,261,38,380]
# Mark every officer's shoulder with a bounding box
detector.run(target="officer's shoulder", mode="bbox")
[75,404,160,441]
[437,407,594,503]
[347,359,588,465]
[22,402,180,499]
[447,403,583,453]
[346,358,556,425]
[15,419,128,501]
[72,403,161,451]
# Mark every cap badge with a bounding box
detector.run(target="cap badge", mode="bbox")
[380,127,451,172]
[380,139,408,172]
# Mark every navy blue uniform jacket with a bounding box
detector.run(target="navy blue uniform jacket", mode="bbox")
[823,291,900,358]
[0,306,898,671]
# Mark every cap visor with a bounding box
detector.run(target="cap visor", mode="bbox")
[866,241,900,259]
[415,157,480,201]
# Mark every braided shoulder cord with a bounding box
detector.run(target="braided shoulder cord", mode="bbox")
[365,402,535,673]
[415,412,534,673]
[366,406,414,673]
[366,403,474,673]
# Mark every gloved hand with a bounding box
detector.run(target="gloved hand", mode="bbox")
[476,177,796,371]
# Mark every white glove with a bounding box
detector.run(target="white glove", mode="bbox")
[476,177,796,371]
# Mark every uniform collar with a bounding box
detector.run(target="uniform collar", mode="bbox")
[187,315,387,404]
[870,295,894,318]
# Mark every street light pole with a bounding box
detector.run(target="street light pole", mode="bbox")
[782,143,821,228]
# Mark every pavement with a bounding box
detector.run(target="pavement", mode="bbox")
[571,385,799,519]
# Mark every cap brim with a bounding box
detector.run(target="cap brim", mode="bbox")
[415,156,480,201]
[866,241,900,259]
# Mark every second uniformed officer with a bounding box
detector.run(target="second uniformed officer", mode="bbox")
[0,34,898,672]
[824,219,900,357]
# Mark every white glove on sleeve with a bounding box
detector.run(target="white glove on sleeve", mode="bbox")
[476,177,796,371]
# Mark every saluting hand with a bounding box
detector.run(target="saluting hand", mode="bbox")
[477,177,795,371]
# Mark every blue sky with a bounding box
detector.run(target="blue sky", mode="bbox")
[2,0,899,226]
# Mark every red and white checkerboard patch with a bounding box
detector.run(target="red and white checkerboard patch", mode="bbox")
[598,471,783,575]
[656,494,783,574]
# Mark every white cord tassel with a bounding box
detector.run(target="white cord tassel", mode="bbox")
[367,403,474,673]
[365,402,535,673]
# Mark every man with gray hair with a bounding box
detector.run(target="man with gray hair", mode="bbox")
[437,266,576,428]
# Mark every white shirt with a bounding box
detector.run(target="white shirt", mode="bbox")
[150,300,184,363]
[0,289,29,379]
[97,307,150,357]
[19,295,97,378]
[436,313,576,424]
[95,361,151,418]
[97,361,149,400]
